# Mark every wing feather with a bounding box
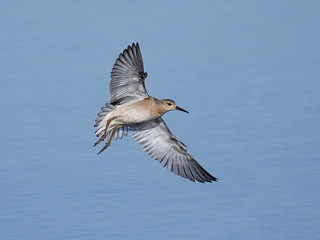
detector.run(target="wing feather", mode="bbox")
[110,43,148,105]
[131,118,217,183]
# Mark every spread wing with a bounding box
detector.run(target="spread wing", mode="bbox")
[130,118,217,183]
[110,43,148,105]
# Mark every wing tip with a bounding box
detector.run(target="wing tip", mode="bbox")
[128,42,140,51]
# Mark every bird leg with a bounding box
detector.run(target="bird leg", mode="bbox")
[94,117,117,146]
[98,125,121,154]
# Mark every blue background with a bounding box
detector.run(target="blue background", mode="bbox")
[1,1,319,239]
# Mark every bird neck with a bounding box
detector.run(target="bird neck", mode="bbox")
[152,99,169,117]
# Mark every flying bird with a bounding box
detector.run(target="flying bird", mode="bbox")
[94,43,217,183]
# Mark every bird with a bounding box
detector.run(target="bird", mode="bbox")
[94,43,217,183]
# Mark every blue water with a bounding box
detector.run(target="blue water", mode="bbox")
[1,1,320,239]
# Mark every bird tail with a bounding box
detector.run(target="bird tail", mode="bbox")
[94,104,128,140]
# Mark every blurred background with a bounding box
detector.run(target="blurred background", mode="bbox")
[1,1,319,239]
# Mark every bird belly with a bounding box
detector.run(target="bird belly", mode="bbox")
[109,103,156,126]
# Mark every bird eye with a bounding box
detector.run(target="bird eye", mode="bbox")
[167,102,172,106]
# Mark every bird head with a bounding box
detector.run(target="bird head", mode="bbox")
[158,99,189,114]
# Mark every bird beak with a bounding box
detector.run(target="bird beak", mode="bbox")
[175,106,189,114]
